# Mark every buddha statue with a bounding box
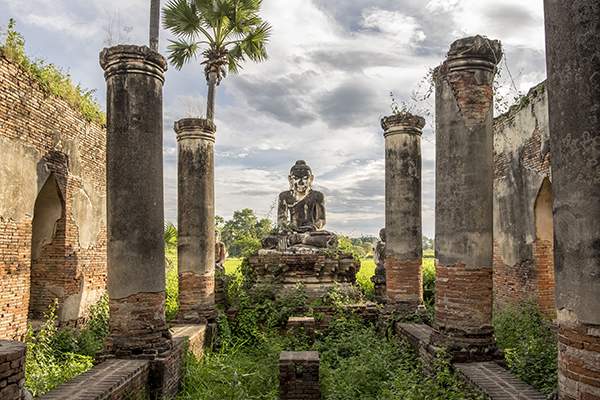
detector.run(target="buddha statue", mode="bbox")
[215,228,227,273]
[371,228,387,302]
[262,160,337,250]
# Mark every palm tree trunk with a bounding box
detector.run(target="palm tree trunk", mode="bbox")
[149,0,160,51]
[206,71,217,121]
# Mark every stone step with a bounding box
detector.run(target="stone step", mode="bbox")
[455,362,547,400]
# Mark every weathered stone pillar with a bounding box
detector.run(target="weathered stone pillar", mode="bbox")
[174,118,216,322]
[100,45,171,355]
[430,36,502,362]
[544,2,600,398]
[382,113,425,311]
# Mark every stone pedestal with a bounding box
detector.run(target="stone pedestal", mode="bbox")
[544,2,600,398]
[250,250,357,301]
[431,36,501,362]
[173,118,216,323]
[99,45,171,355]
[382,113,425,311]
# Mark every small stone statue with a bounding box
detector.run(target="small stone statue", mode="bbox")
[371,228,387,303]
[262,160,336,250]
[215,228,227,273]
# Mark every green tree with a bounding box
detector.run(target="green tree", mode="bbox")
[164,220,178,266]
[221,209,273,257]
[162,0,272,121]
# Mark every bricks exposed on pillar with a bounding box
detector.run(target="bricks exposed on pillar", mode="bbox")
[381,113,425,311]
[102,292,172,355]
[100,45,171,356]
[175,272,216,322]
[385,257,423,309]
[174,118,217,323]
[433,35,502,362]
[429,262,499,362]
[0,340,27,400]
[279,351,320,400]
[544,1,600,398]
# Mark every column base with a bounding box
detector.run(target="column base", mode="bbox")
[172,305,218,324]
[429,323,501,363]
[100,292,173,357]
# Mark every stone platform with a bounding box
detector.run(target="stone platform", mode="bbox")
[249,250,358,301]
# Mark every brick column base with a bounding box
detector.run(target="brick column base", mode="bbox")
[386,256,423,312]
[175,272,216,323]
[102,292,172,356]
[558,321,600,400]
[431,262,499,362]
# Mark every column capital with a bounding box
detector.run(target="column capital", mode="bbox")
[445,35,502,73]
[100,45,167,83]
[381,113,425,138]
[174,118,216,143]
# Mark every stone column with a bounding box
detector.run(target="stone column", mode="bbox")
[544,2,600,398]
[174,118,216,322]
[99,45,171,355]
[382,113,425,311]
[430,36,502,362]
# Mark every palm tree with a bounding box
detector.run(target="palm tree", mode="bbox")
[162,0,272,121]
[150,0,160,50]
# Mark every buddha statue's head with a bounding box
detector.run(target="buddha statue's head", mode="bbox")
[288,160,314,195]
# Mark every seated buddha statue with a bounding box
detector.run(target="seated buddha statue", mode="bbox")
[262,160,337,250]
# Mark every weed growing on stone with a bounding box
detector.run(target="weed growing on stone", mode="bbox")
[0,19,106,125]
[494,300,558,395]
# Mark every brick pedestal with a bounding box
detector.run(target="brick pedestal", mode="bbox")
[279,351,320,400]
[0,340,27,400]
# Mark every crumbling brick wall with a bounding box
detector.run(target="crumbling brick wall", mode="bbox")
[493,82,555,317]
[0,55,107,339]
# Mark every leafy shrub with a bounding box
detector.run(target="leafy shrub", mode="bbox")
[356,258,376,301]
[25,300,101,397]
[422,256,435,310]
[494,300,558,395]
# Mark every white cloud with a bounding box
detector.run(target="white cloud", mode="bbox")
[360,7,426,45]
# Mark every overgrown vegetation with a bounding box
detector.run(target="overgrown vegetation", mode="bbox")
[25,296,109,397]
[0,19,106,125]
[494,300,558,395]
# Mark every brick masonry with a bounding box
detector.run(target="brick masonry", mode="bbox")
[493,239,555,317]
[279,351,320,400]
[385,256,422,309]
[431,262,498,362]
[249,252,358,301]
[0,55,107,338]
[0,339,27,400]
[176,272,215,322]
[102,292,172,355]
[557,322,600,400]
[493,83,555,318]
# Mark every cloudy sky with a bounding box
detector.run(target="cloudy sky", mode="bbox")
[0,0,546,238]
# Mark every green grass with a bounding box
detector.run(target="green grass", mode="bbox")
[224,257,243,276]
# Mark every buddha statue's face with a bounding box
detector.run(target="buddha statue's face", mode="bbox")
[289,168,313,195]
